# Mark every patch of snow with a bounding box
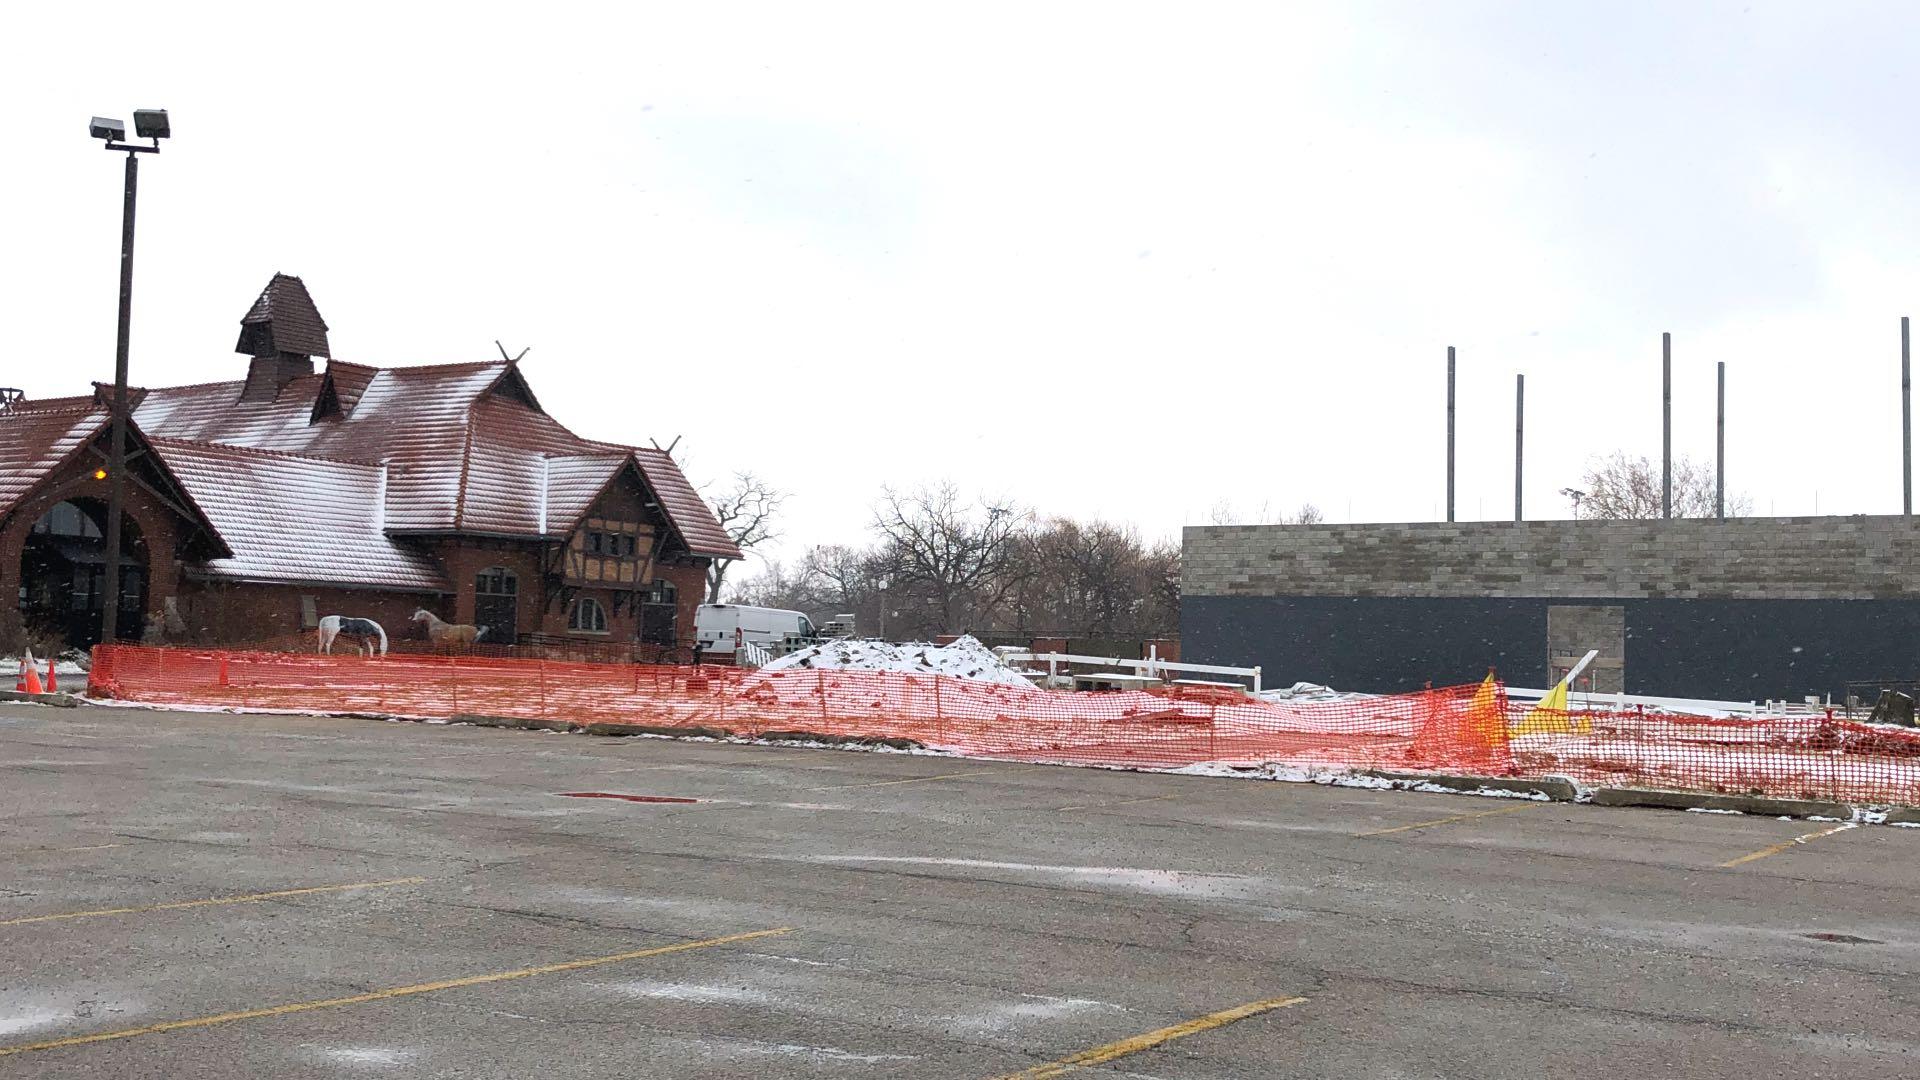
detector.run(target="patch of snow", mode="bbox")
[1686,807,1744,815]
[810,855,1256,897]
[950,993,1124,1033]
[731,1041,918,1064]
[759,635,1036,687]
[0,1008,73,1038]
[304,1045,418,1067]
[599,979,771,1005]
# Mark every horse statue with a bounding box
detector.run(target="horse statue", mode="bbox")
[412,609,488,647]
[317,615,388,656]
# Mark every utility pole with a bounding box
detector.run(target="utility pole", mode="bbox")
[1446,346,1456,523]
[91,111,168,645]
[1662,332,1672,520]
[1904,315,1912,517]
[1716,361,1726,521]
[1514,373,1525,522]
[101,148,138,644]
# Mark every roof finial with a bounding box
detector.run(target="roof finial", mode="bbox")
[495,340,531,364]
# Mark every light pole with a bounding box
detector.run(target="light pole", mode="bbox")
[89,109,169,645]
[875,578,889,642]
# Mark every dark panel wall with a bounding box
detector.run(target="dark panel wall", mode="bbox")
[1185,594,1920,700]
[1627,599,1920,701]
[1182,595,1550,693]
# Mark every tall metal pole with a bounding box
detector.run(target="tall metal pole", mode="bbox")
[1514,373,1524,522]
[101,151,138,645]
[1662,331,1672,519]
[1716,361,1726,521]
[1446,346,1456,523]
[1903,315,1912,517]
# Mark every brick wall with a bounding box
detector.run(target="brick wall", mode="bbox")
[1184,516,1920,600]
[174,581,436,647]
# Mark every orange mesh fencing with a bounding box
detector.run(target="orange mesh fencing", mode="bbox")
[84,645,1920,805]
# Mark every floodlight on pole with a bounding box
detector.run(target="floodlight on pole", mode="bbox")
[133,109,170,139]
[90,106,169,646]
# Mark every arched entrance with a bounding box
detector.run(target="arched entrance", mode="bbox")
[18,498,148,649]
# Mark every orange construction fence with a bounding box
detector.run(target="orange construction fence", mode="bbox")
[85,645,1920,805]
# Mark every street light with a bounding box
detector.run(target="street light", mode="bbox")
[1560,487,1588,520]
[91,108,169,645]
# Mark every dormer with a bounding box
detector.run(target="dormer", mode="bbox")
[237,273,331,403]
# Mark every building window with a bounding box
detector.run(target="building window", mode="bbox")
[640,578,678,647]
[476,567,517,596]
[569,597,608,634]
[475,567,519,645]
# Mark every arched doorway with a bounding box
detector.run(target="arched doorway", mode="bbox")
[474,566,518,644]
[18,499,148,649]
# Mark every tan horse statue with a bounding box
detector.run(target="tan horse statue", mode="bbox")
[411,609,487,647]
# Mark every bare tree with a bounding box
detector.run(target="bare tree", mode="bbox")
[1209,499,1322,525]
[702,472,786,602]
[1577,452,1752,519]
[1006,519,1180,639]
[871,483,1028,634]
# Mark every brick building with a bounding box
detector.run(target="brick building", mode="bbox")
[1182,517,1920,700]
[0,274,739,654]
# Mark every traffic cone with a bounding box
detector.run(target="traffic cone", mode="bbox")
[43,659,57,694]
[12,658,24,692]
[20,650,44,696]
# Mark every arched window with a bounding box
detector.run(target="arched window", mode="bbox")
[568,597,608,634]
[19,498,147,649]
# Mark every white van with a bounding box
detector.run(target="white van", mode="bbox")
[695,604,817,658]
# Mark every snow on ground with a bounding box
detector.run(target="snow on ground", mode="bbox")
[1256,681,1368,703]
[759,636,1036,688]
[2,655,88,676]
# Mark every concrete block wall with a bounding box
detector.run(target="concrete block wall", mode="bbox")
[1181,516,1920,699]
[1183,516,1920,601]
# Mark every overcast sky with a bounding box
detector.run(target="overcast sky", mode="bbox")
[6,2,1919,572]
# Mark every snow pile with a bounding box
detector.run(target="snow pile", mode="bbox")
[1257,681,1365,703]
[760,636,1037,688]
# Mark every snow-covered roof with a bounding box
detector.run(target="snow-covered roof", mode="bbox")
[129,357,739,559]
[0,402,112,517]
[151,439,449,592]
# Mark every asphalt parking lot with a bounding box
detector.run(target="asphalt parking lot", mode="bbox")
[1,701,1916,1078]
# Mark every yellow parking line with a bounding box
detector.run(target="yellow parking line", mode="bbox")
[0,877,426,928]
[1356,803,1536,837]
[821,766,1048,790]
[993,995,1307,1079]
[1054,793,1181,813]
[0,927,792,1058]
[1720,822,1856,868]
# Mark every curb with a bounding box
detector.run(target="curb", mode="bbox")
[1365,770,1578,802]
[1880,806,1920,825]
[581,722,732,740]
[0,690,82,708]
[755,730,924,751]
[1591,787,1855,820]
[451,713,557,731]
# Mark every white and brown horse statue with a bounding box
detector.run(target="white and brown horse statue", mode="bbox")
[317,616,388,656]
[412,609,488,648]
